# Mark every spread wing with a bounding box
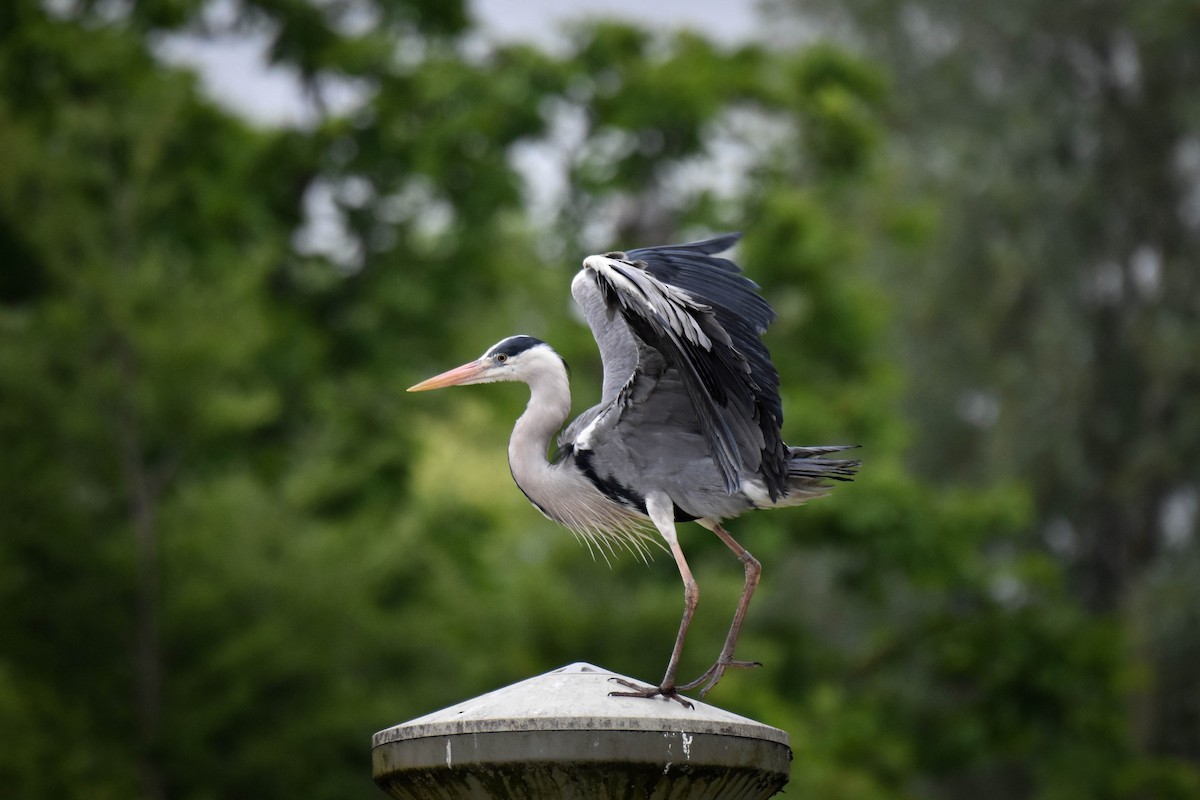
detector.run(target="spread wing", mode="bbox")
[566,233,789,499]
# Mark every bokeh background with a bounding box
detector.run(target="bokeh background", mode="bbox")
[2,1,1199,798]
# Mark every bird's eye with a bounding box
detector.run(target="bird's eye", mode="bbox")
[495,353,508,364]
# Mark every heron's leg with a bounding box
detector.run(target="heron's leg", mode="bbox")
[608,493,697,708]
[678,521,762,697]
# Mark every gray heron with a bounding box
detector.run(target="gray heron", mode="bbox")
[409,233,859,706]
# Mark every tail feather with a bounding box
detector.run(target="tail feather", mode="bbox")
[787,444,861,483]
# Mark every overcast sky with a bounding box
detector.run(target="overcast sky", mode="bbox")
[475,0,760,45]
[159,0,764,127]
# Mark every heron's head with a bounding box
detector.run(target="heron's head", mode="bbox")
[407,335,567,392]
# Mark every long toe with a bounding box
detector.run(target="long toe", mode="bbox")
[607,677,694,709]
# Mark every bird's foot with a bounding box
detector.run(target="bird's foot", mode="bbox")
[678,658,763,698]
[607,677,694,709]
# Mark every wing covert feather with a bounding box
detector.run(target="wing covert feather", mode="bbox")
[569,233,789,499]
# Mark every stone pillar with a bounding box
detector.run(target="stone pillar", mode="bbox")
[372,662,790,799]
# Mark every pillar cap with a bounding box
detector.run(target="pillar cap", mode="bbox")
[372,662,792,798]
[372,661,789,747]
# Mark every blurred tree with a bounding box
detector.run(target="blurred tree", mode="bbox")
[0,3,324,798]
[3,0,1193,799]
[776,0,1200,789]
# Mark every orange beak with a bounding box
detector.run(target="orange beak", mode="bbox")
[407,360,489,392]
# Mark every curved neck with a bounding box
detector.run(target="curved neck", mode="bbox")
[508,361,572,495]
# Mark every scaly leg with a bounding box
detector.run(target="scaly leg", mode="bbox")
[678,520,762,697]
[608,494,697,708]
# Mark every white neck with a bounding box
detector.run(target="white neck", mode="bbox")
[507,358,572,501]
[503,349,652,550]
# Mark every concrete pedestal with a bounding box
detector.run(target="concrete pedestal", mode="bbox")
[372,662,791,799]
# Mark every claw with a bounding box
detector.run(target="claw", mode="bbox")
[607,676,694,709]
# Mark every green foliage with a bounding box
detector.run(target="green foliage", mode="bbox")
[782,0,1200,791]
[1,1,1191,799]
